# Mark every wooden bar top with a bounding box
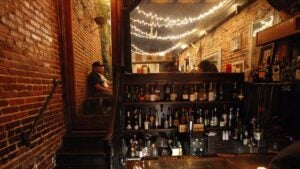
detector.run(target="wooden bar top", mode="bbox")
[125,153,275,169]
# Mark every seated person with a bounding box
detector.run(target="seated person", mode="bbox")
[87,61,112,113]
[197,60,218,72]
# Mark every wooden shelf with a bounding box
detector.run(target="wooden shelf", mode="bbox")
[256,15,300,46]
[123,100,242,106]
[124,128,177,134]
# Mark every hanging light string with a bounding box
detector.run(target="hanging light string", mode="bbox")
[131,25,197,40]
[131,30,206,56]
[131,43,181,56]
[252,16,273,37]
[131,0,229,28]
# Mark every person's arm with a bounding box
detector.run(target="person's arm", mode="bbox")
[94,84,112,96]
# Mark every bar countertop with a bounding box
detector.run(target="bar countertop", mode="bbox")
[125,153,275,169]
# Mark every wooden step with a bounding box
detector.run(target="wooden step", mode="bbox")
[56,133,111,169]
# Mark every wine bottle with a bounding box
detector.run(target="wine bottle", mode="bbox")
[189,85,195,101]
[170,83,177,101]
[232,82,238,100]
[182,86,189,101]
[164,83,171,101]
[168,107,173,128]
[272,53,281,82]
[219,83,224,100]
[208,82,215,101]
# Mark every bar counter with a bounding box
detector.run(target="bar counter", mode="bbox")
[125,153,275,169]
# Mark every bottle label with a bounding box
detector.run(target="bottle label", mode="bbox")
[170,93,177,101]
[182,94,189,100]
[208,92,214,101]
[144,121,149,130]
[150,94,156,101]
[189,94,195,101]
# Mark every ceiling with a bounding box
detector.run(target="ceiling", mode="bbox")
[130,0,251,57]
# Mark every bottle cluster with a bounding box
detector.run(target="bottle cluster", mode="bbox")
[250,53,299,82]
[123,104,265,157]
[124,82,244,102]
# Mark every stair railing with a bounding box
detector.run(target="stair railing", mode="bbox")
[22,78,62,147]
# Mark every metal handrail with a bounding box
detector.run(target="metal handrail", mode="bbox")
[22,79,62,147]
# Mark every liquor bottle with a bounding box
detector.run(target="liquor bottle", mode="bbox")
[232,82,238,100]
[163,113,169,129]
[228,107,233,127]
[173,110,180,127]
[138,108,142,129]
[182,86,189,101]
[265,57,273,82]
[134,86,139,102]
[208,82,215,101]
[149,85,156,102]
[180,108,187,124]
[193,84,198,101]
[243,130,249,146]
[155,109,159,129]
[154,83,161,101]
[272,53,281,82]
[125,85,131,102]
[219,83,224,100]
[188,107,194,133]
[159,104,165,127]
[253,124,263,147]
[144,112,149,130]
[210,107,218,127]
[149,108,155,129]
[204,109,210,127]
[199,83,207,101]
[238,85,244,101]
[220,105,227,127]
[133,109,139,130]
[144,84,150,101]
[164,83,171,101]
[138,86,145,102]
[126,110,132,130]
[170,83,177,101]
[167,107,173,128]
[130,86,135,102]
[197,108,204,124]
[189,85,196,101]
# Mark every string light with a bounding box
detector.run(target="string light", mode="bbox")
[131,25,197,40]
[131,43,181,56]
[252,16,273,37]
[131,30,206,56]
[132,0,229,28]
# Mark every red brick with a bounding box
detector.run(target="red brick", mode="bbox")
[18,26,30,37]
[2,106,19,114]
[0,24,10,34]
[0,99,9,106]
[8,98,25,106]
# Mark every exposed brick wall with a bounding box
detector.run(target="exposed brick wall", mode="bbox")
[72,0,102,114]
[179,0,274,73]
[0,0,65,168]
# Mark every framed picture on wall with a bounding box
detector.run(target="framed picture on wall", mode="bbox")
[232,60,245,73]
[259,43,275,66]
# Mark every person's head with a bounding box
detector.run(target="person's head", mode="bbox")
[92,61,105,74]
[198,60,218,72]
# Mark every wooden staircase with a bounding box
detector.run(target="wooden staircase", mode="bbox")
[55,132,111,169]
